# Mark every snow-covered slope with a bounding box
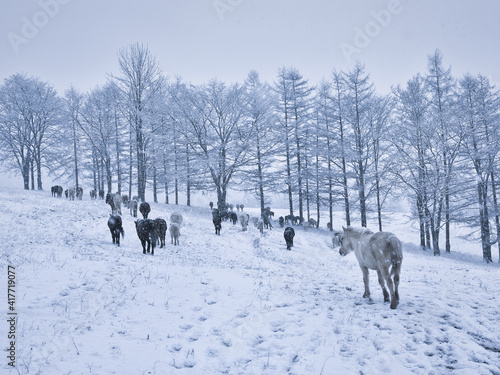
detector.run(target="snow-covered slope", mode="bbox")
[1,187,499,374]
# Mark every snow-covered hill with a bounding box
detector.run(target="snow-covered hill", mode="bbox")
[1,187,499,374]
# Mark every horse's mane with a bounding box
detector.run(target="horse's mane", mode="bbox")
[344,226,374,239]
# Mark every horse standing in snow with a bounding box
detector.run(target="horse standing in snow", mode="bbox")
[155,218,167,248]
[339,226,403,309]
[284,227,295,250]
[129,200,138,217]
[135,219,157,255]
[212,209,222,235]
[107,215,124,246]
[51,185,63,197]
[122,194,129,208]
[278,216,284,228]
[169,223,180,245]
[113,193,122,214]
[76,187,83,200]
[239,213,249,231]
[139,202,151,219]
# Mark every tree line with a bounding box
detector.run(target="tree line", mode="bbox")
[0,43,499,262]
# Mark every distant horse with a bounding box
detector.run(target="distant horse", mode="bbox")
[68,188,76,201]
[106,193,121,215]
[107,214,124,246]
[278,216,284,228]
[169,223,180,245]
[155,218,167,248]
[76,187,83,200]
[284,227,295,250]
[98,189,105,200]
[339,226,403,309]
[51,185,63,197]
[139,202,151,219]
[122,194,129,208]
[90,189,97,199]
[239,213,249,231]
[135,219,157,255]
[129,200,138,218]
[228,211,238,225]
[284,215,294,225]
[262,214,273,230]
[112,193,122,215]
[212,209,222,235]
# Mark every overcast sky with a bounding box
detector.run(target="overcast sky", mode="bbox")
[1,0,499,188]
[1,0,499,96]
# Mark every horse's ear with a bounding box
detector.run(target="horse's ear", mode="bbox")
[342,226,347,232]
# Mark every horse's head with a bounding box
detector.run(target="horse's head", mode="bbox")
[338,226,351,256]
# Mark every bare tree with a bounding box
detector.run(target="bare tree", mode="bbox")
[0,74,60,190]
[343,63,375,227]
[426,50,462,254]
[332,70,352,226]
[241,70,279,216]
[111,43,164,202]
[393,75,433,250]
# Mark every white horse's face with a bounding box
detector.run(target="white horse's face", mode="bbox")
[339,230,352,256]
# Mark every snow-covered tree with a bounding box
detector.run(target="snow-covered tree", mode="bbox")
[342,63,375,227]
[112,43,164,202]
[240,70,280,216]
[0,74,60,190]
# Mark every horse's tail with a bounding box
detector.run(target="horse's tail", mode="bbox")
[120,227,125,239]
[388,234,403,275]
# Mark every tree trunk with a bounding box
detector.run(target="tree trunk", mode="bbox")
[490,170,500,263]
[478,180,492,263]
[30,159,35,190]
[114,114,122,195]
[186,144,191,207]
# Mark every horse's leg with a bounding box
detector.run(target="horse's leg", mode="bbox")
[361,266,370,298]
[381,267,397,309]
[377,270,390,302]
[393,265,401,306]
[142,240,146,254]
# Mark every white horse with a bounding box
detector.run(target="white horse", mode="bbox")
[169,223,180,246]
[239,213,249,231]
[339,226,403,309]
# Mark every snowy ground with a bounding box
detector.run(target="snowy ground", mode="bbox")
[1,187,499,375]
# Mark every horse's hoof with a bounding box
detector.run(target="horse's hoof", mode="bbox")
[390,302,399,309]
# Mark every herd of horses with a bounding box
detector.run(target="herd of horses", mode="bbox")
[104,192,183,255]
[52,185,404,309]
